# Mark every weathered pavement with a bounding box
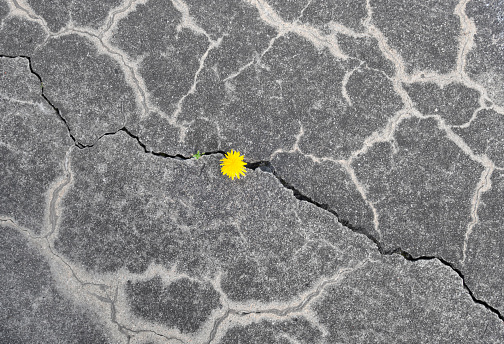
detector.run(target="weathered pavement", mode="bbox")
[1,0,504,343]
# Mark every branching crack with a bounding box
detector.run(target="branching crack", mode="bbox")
[90,287,185,344]
[246,161,504,323]
[4,52,503,342]
[393,249,504,322]
[246,161,381,250]
[0,54,85,148]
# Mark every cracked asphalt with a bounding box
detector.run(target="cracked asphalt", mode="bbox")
[1,0,504,343]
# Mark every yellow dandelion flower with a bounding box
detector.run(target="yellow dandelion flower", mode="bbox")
[220,150,247,180]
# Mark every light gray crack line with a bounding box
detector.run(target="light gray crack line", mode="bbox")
[44,237,110,289]
[171,36,223,142]
[235,261,370,317]
[89,287,186,344]
[204,309,239,344]
[100,0,135,36]
[341,62,364,107]
[461,163,494,264]
[45,147,73,238]
[48,27,150,118]
[247,0,349,60]
[171,0,213,39]
[205,260,370,344]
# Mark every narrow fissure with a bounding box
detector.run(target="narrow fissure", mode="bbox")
[6,54,504,327]
[247,163,504,323]
[0,55,86,148]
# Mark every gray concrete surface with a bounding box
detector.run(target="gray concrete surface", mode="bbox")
[1,0,504,343]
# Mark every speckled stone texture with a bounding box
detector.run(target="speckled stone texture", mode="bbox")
[1,0,504,342]
[0,57,72,234]
[0,227,111,343]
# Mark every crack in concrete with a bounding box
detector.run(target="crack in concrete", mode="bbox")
[171,36,223,143]
[341,62,364,107]
[100,0,137,36]
[246,161,381,248]
[171,0,212,39]
[91,287,186,344]
[44,147,73,239]
[221,27,285,83]
[248,0,349,60]
[461,163,494,264]
[455,0,474,80]
[235,260,370,317]
[204,260,370,344]
[4,2,504,341]
[0,54,86,148]
[47,26,151,119]
[244,161,504,323]
[8,0,158,121]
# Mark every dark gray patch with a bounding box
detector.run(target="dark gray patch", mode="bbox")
[371,0,460,74]
[313,256,504,343]
[353,117,482,262]
[0,57,72,234]
[112,0,184,58]
[0,227,110,343]
[454,109,504,166]
[0,0,9,22]
[32,34,136,145]
[126,276,221,333]
[219,317,322,344]
[0,17,47,57]
[26,0,121,32]
[404,82,480,126]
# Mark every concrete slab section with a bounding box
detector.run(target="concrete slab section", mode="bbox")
[371,0,460,74]
[2,0,504,342]
[0,57,72,234]
[312,256,504,343]
[31,34,137,145]
[353,117,482,262]
[26,0,121,32]
[0,226,111,343]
